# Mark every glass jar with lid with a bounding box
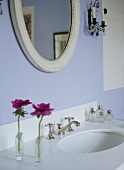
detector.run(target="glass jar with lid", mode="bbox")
[105,110,114,121]
[95,105,104,118]
[97,111,105,123]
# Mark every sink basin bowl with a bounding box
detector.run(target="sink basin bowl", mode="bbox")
[57,129,124,153]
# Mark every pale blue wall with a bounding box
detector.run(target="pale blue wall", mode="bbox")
[0,0,124,125]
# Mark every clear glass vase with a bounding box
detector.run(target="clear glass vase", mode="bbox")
[15,132,23,160]
[35,136,42,163]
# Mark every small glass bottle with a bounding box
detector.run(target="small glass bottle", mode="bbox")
[95,105,104,118]
[90,108,96,122]
[97,111,105,123]
[15,132,23,160]
[106,110,114,121]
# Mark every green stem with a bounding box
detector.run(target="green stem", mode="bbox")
[38,116,43,159]
[18,115,21,153]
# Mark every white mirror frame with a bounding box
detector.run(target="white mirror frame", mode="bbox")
[9,0,80,72]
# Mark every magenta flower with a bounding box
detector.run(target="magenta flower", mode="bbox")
[31,103,54,118]
[11,99,32,156]
[12,99,32,110]
[30,103,54,161]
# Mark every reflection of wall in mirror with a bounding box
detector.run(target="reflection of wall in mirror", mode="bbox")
[22,0,70,61]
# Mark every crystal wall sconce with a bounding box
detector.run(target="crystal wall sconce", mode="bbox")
[88,0,107,36]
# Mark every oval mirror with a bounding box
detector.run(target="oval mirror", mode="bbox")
[9,0,80,72]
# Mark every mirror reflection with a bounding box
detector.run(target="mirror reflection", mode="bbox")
[22,0,71,61]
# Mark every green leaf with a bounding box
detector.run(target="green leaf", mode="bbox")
[12,109,28,117]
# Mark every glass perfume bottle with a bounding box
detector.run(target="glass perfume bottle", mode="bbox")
[97,111,105,123]
[95,105,104,118]
[15,132,23,160]
[106,110,114,121]
[90,108,96,122]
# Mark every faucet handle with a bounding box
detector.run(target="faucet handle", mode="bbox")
[56,123,62,130]
[55,123,65,135]
[45,123,55,128]
[65,117,74,123]
[45,123,55,139]
[65,117,74,132]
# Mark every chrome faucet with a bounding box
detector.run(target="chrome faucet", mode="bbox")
[55,119,80,136]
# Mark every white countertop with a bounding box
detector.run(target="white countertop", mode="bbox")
[1,119,124,170]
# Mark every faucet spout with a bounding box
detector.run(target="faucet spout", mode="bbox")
[56,120,80,135]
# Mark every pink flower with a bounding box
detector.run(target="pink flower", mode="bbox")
[30,103,54,117]
[11,99,32,110]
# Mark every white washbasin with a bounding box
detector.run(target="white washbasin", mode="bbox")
[57,129,124,153]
